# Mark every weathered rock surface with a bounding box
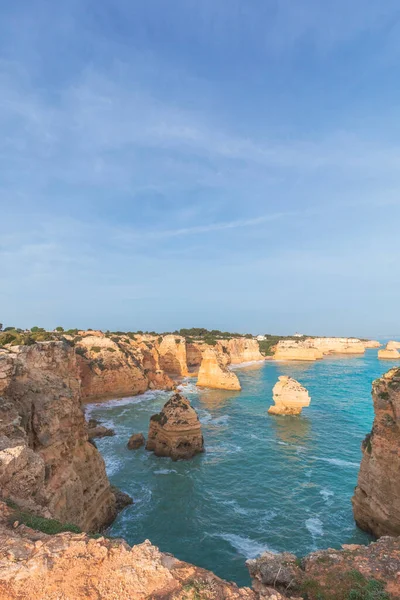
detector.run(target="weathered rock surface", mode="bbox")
[0,343,116,532]
[268,376,311,416]
[363,340,382,348]
[197,347,241,391]
[387,341,400,350]
[158,335,188,376]
[146,393,204,460]
[87,419,115,439]
[273,337,374,361]
[378,347,400,360]
[274,341,324,361]
[218,338,264,364]
[127,433,145,450]
[0,501,255,600]
[247,537,400,599]
[352,367,400,537]
[186,342,204,367]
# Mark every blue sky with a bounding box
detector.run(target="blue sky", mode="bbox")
[1,0,400,336]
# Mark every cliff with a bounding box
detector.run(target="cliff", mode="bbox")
[378,346,400,360]
[0,501,255,600]
[387,341,400,350]
[273,341,324,361]
[75,333,174,401]
[197,347,241,391]
[218,338,264,364]
[158,335,188,376]
[273,337,373,361]
[268,376,311,416]
[0,342,116,532]
[352,367,400,537]
[146,393,204,460]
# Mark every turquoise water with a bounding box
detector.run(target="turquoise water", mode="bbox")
[87,351,398,586]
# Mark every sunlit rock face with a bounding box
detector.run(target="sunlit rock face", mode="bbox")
[157,335,189,376]
[378,346,400,360]
[197,347,241,391]
[273,337,375,361]
[387,340,400,350]
[217,338,264,364]
[268,376,311,416]
[0,342,116,532]
[273,341,324,361]
[352,367,400,537]
[146,393,204,460]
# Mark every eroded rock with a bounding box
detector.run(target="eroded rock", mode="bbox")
[197,347,241,391]
[268,376,310,416]
[127,433,145,450]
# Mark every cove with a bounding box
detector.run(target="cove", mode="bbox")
[87,350,398,586]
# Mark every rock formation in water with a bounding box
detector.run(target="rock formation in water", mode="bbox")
[363,340,382,348]
[352,367,400,537]
[273,341,324,361]
[378,345,400,359]
[0,501,255,600]
[273,337,375,361]
[127,433,145,449]
[218,338,264,364]
[146,393,204,460]
[0,342,116,532]
[387,340,400,350]
[87,418,115,439]
[247,536,400,599]
[157,334,189,376]
[268,376,311,415]
[197,347,241,391]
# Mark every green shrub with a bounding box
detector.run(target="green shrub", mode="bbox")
[55,326,64,332]
[7,509,81,535]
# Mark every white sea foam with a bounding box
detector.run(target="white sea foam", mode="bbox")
[177,382,197,394]
[320,488,334,502]
[229,360,265,370]
[214,533,276,559]
[310,456,359,468]
[221,499,249,516]
[305,517,324,537]
[154,468,178,475]
[85,389,167,418]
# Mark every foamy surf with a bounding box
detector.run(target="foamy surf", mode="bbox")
[305,517,324,537]
[214,533,276,559]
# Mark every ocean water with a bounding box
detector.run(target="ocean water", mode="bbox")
[86,351,398,586]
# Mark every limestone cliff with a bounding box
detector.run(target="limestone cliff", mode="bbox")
[146,393,204,460]
[273,341,324,361]
[0,342,116,531]
[268,376,311,415]
[76,333,174,401]
[158,334,188,376]
[273,337,372,361]
[218,338,264,364]
[387,340,400,350]
[186,342,204,368]
[197,347,241,391]
[378,346,400,360]
[352,367,400,537]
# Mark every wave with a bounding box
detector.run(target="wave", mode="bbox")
[310,456,359,468]
[214,533,276,559]
[320,488,334,502]
[154,468,178,475]
[85,389,168,418]
[229,360,265,370]
[305,517,324,537]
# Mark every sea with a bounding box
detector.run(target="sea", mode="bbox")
[86,350,398,586]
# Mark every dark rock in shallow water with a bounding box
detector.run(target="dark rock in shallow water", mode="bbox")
[111,486,133,513]
[87,419,115,439]
[127,433,145,450]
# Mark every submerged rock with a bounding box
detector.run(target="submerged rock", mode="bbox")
[87,419,115,439]
[352,367,400,536]
[146,393,204,460]
[197,347,241,391]
[268,376,311,415]
[127,432,145,449]
[111,486,133,512]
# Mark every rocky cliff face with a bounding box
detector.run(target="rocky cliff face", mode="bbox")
[75,333,174,401]
[378,346,400,360]
[0,342,116,532]
[146,393,204,460]
[387,341,400,350]
[158,335,188,376]
[0,501,255,600]
[273,341,324,361]
[352,367,400,537]
[218,339,264,364]
[273,337,374,361]
[197,347,241,391]
[268,376,311,416]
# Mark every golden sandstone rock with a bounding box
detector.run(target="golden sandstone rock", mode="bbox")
[217,338,264,364]
[352,367,400,536]
[146,393,204,460]
[268,376,311,415]
[158,334,189,376]
[387,340,400,350]
[378,347,400,359]
[273,337,378,361]
[197,347,241,391]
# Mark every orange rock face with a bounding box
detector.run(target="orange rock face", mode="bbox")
[146,393,204,460]
[0,502,255,600]
[273,337,375,361]
[0,342,116,532]
[197,347,241,390]
[273,341,324,361]
[217,338,264,364]
[378,347,400,359]
[352,367,400,537]
[268,376,311,415]
[158,335,189,376]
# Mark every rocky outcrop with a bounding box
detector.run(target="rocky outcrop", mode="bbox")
[146,393,204,460]
[378,346,400,359]
[352,367,400,537]
[218,339,264,364]
[0,501,255,600]
[274,341,324,361]
[76,334,174,401]
[363,340,381,348]
[158,335,188,376]
[268,376,311,415]
[0,342,116,532]
[387,341,400,350]
[127,433,145,449]
[247,536,400,600]
[186,342,204,367]
[197,347,241,391]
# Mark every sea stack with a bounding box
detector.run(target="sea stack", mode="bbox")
[352,367,400,536]
[268,376,311,415]
[378,345,400,359]
[146,393,204,460]
[197,347,241,391]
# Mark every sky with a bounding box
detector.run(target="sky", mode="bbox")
[1,0,400,337]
